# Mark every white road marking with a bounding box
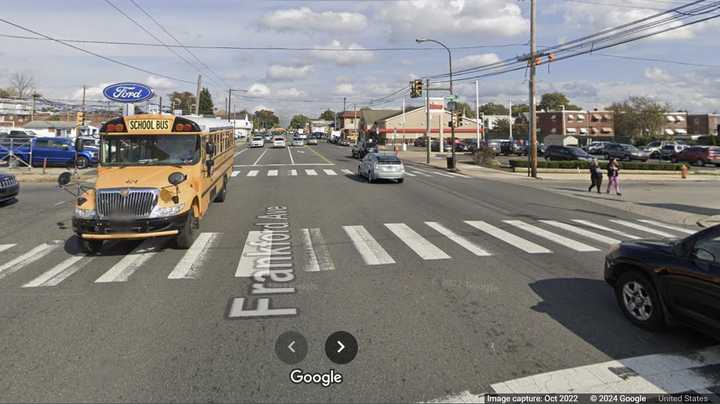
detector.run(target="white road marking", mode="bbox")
[341,169,353,175]
[323,169,337,176]
[343,225,396,266]
[53,201,66,207]
[22,255,90,287]
[572,219,641,240]
[385,223,450,260]
[231,170,240,177]
[168,232,220,279]
[0,244,16,252]
[408,170,431,177]
[287,146,295,165]
[540,220,621,245]
[95,239,164,283]
[446,171,470,178]
[426,221,491,256]
[403,171,416,177]
[247,170,259,177]
[236,231,275,277]
[0,241,62,280]
[504,220,600,252]
[638,219,695,235]
[252,149,267,166]
[301,228,336,272]
[610,219,676,238]
[289,169,298,176]
[465,221,551,254]
[267,170,279,176]
[235,163,334,167]
[233,148,248,157]
[305,169,318,176]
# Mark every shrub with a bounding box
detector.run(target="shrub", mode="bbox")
[472,145,497,166]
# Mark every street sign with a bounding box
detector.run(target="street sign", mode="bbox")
[103,82,154,103]
[444,95,458,103]
[446,101,457,112]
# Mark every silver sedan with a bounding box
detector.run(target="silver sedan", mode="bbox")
[357,153,405,183]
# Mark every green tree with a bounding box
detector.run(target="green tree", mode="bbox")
[0,88,16,98]
[254,109,279,129]
[454,102,476,118]
[479,102,509,116]
[488,118,511,139]
[609,96,670,142]
[539,92,581,111]
[168,91,194,114]
[198,87,214,115]
[289,114,311,129]
[319,109,335,121]
[511,104,529,116]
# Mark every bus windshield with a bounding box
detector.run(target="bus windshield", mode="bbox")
[101,135,200,166]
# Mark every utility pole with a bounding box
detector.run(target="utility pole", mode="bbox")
[343,97,347,114]
[529,0,538,178]
[509,96,513,141]
[228,88,232,121]
[426,78,430,164]
[195,74,202,115]
[79,84,86,137]
[30,93,38,121]
[475,80,480,148]
[159,96,163,114]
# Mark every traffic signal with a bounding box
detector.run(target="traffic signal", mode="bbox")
[410,79,423,98]
[76,111,85,126]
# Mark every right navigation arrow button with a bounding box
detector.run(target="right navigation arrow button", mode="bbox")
[337,341,345,353]
[325,331,358,364]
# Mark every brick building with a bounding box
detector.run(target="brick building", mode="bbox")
[537,110,614,145]
[662,112,688,137]
[687,114,720,136]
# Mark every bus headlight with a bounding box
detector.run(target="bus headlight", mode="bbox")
[74,208,96,219]
[149,203,185,218]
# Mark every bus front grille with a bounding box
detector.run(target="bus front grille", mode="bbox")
[96,189,158,219]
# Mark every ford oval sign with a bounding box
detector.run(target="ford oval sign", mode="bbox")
[103,82,154,103]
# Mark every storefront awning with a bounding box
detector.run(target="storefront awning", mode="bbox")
[664,128,674,135]
[580,128,588,134]
[666,116,677,123]
[675,128,687,134]
[566,128,577,133]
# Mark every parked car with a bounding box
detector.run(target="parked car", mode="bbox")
[605,223,720,334]
[0,137,97,168]
[430,140,451,152]
[543,145,593,161]
[307,137,319,145]
[264,134,272,143]
[604,143,650,162]
[291,136,304,147]
[272,136,287,148]
[414,137,427,148]
[671,146,720,166]
[249,136,265,148]
[641,140,675,159]
[0,173,19,203]
[352,139,378,159]
[518,143,544,156]
[660,143,687,160]
[4,129,38,139]
[586,141,612,155]
[357,153,405,183]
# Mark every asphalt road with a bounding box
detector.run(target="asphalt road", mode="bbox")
[0,142,714,402]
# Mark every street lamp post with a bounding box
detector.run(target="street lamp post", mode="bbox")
[416,38,456,170]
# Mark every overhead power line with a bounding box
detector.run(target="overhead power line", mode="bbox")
[0,18,196,85]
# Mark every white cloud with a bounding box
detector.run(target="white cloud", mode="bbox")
[72,82,111,100]
[313,40,375,66]
[644,67,673,82]
[261,7,367,32]
[335,83,354,95]
[145,76,174,92]
[456,53,502,70]
[247,83,271,97]
[377,0,527,40]
[276,87,304,98]
[253,105,273,112]
[267,64,313,81]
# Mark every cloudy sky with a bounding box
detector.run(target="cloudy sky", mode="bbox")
[2,0,719,124]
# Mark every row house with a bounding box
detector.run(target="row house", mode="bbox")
[537,110,614,145]
[687,114,720,136]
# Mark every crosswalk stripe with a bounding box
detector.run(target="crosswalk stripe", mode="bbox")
[236,231,265,277]
[289,169,298,176]
[425,222,491,256]
[0,244,16,252]
[0,241,62,280]
[638,220,695,235]
[95,239,164,283]
[540,220,620,245]
[465,221,551,254]
[403,171,416,177]
[23,255,90,287]
[231,170,240,177]
[343,225,396,265]
[323,169,338,176]
[247,170,259,177]
[168,233,220,279]
[341,169,353,175]
[409,170,431,177]
[446,172,470,178]
[305,169,318,176]
[267,169,278,176]
[385,223,451,260]
[505,220,600,252]
[430,171,455,178]
[610,219,676,238]
[301,228,335,272]
[572,220,641,240]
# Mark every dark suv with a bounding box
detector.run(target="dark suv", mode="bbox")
[543,145,592,161]
[672,146,720,166]
[604,143,650,162]
[0,173,19,203]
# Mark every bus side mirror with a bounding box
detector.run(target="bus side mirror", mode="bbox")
[58,172,73,187]
[74,138,84,152]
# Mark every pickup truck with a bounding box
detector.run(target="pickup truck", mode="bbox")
[0,137,98,168]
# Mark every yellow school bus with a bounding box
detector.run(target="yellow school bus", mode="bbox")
[68,114,235,253]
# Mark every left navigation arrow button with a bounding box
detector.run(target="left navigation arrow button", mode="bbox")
[275,331,307,365]
[288,340,296,353]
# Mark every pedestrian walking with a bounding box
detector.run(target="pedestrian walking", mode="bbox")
[588,158,603,193]
[606,158,622,196]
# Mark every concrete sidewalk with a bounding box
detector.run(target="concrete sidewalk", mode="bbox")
[398,151,720,228]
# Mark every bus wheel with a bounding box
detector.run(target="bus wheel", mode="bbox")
[176,210,199,249]
[81,239,103,255]
[214,177,227,203]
